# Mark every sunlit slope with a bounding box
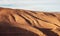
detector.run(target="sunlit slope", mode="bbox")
[0,7,60,36]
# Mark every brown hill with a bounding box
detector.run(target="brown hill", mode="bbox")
[0,7,60,36]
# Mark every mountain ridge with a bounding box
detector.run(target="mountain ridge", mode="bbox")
[0,7,60,36]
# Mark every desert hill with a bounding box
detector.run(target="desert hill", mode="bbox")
[0,7,60,36]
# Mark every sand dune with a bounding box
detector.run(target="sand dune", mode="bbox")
[0,7,60,36]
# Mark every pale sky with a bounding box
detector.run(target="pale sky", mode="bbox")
[0,0,60,12]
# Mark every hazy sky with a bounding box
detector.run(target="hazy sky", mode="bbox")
[0,0,60,12]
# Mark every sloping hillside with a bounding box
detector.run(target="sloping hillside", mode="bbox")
[0,7,60,36]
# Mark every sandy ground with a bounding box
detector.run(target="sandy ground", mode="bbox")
[0,7,60,36]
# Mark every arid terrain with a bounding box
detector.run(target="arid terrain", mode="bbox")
[0,7,60,36]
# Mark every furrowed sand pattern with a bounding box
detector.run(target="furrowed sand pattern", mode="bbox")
[0,7,60,36]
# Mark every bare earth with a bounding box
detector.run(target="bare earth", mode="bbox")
[0,7,60,36]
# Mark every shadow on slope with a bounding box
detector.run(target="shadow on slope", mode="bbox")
[0,22,59,36]
[0,22,38,36]
[34,26,59,36]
